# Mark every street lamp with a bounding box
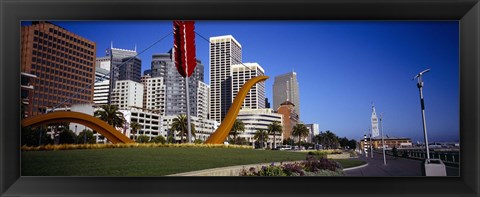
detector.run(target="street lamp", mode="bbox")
[75,125,77,144]
[414,68,431,160]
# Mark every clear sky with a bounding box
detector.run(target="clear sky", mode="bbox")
[22,21,459,142]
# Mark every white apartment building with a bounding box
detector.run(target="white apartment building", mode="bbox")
[236,108,283,146]
[209,35,242,123]
[111,80,143,109]
[162,115,219,142]
[142,76,166,115]
[119,107,162,141]
[197,81,210,119]
[304,123,320,143]
[93,67,110,105]
[231,63,265,109]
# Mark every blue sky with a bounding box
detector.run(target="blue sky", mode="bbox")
[22,21,459,142]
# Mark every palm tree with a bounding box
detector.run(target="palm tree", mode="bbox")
[292,124,310,150]
[170,114,196,143]
[253,129,268,148]
[130,121,142,141]
[229,119,245,144]
[267,121,283,149]
[94,104,125,129]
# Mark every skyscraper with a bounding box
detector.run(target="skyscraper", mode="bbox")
[273,72,300,118]
[119,56,141,83]
[107,44,137,103]
[150,49,204,116]
[21,21,96,117]
[209,35,242,123]
[231,63,265,109]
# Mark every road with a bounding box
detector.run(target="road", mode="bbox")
[344,152,459,176]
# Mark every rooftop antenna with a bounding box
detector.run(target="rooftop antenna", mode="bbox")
[110,41,113,49]
[134,43,137,52]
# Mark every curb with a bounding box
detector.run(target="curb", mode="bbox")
[167,160,303,176]
[343,163,369,171]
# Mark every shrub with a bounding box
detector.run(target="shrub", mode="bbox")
[136,135,151,143]
[240,156,343,176]
[151,136,166,144]
[193,139,204,144]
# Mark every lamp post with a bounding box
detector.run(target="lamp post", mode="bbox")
[75,125,77,144]
[414,68,431,160]
[380,113,386,165]
[84,126,87,144]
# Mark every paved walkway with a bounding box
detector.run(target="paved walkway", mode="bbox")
[345,152,459,176]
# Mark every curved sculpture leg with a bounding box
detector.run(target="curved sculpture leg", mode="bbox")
[22,111,134,144]
[205,75,269,144]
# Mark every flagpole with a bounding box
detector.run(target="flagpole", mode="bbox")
[183,22,192,143]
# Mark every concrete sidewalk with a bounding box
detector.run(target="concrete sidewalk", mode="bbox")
[344,152,459,176]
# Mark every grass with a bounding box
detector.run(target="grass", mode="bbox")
[333,159,367,169]
[22,147,309,176]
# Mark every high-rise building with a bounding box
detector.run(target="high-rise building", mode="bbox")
[21,21,96,117]
[93,67,110,105]
[119,56,141,83]
[111,80,143,109]
[231,63,265,110]
[265,98,271,109]
[150,49,204,116]
[107,44,137,102]
[142,76,166,115]
[210,35,242,123]
[95,56,111,71]
[304,123,320,143]
[197,81,210,119]
[276,101,299,140]
[273,72,300,118]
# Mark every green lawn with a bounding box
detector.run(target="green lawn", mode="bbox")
[22,147,309,176]
[333,159,367,169]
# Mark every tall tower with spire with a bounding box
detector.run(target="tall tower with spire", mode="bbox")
[371,104,379,137]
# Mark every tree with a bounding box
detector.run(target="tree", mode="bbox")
[292,124,310,150]
[130,121,142,141]
[151,135,166,144]
[229,119,245,145]
[267,121,283,149]
[339,137,350,149]
[22,126,53,146]
[59,129,76,144]
[253,129,268,148]
[348,139,357,150]
[76,129,95,144]
[170,114,196,143]
[94,104,125,129]
[324,130,339,149]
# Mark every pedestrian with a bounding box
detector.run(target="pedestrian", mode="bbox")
[392,146,398,159]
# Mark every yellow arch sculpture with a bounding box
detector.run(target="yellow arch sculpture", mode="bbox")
[22,111,133,144]
[205,75,269,144]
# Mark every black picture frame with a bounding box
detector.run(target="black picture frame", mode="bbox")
[1,0,478,196]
